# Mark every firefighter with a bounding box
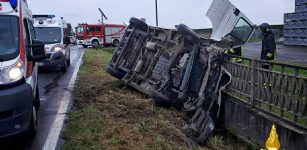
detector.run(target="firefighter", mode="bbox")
[225,46,243,63]
[259,23,276,69]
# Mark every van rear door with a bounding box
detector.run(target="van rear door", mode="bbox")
[206,0,254,42]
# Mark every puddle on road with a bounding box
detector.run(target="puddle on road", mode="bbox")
[44,73,63,94]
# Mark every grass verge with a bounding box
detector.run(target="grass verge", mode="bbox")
[62,48,252,150]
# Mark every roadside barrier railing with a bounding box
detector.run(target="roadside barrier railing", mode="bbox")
[224,54,307,127]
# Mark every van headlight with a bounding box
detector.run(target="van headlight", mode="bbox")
[52,46,63,52]
[0,60,24,85]
[9,67,23,80]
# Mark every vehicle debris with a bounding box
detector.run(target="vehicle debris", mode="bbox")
[107,0,255,147]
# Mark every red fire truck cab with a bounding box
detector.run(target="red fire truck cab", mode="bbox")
[76,23,126,48]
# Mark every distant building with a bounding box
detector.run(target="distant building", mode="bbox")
[284,0,307,46]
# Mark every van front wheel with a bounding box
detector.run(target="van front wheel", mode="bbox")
[26,106,37,137]
[61,61,68,72]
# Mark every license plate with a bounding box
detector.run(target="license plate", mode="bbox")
[38,63,44,66]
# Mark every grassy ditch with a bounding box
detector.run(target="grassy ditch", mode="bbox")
[62,48,252,150]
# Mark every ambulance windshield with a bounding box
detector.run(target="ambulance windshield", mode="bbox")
[35,27,62,44]
[0,16,20,61]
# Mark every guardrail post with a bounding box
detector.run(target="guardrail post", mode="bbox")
[250,59,255,108]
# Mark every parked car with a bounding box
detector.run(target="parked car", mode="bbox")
[33,15,71,72]
[0,0,46,138]
[107,0,255,146]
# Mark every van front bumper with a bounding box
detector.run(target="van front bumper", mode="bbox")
[0,83,33,138]
[38,51,66,70]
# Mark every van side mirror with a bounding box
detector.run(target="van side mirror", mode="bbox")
[64,36,71,44]
[30,39,46,61]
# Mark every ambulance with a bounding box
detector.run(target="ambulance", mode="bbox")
[0,0,46,137]
[33,14,71,72]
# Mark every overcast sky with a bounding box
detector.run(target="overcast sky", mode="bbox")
[29,0,295,29]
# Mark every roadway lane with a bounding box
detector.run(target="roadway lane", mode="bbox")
[243,42,307,65]
[1,45,84,150]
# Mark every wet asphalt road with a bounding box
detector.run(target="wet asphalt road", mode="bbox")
[1,45,84,150]
[243,42,307,65]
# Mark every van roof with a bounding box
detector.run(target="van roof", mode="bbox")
[33,14,67,28]
[0,0,32,19]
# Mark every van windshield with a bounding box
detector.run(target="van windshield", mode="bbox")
[0,16,20,61]
[35,27,62,44]
[231,18,253,42]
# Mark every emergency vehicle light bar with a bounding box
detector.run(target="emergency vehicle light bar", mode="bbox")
[0,0,18,10]
[33,15,56,19]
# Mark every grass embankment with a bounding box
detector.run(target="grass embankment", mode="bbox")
[62,48,251,150]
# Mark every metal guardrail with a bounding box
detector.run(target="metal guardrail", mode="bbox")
[223,55,307,127]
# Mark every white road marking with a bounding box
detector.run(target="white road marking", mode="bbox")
[42,49,84,150]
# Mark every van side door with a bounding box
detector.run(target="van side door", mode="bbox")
[23,18,38,91]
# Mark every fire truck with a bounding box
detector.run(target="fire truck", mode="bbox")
[76,23,126,48]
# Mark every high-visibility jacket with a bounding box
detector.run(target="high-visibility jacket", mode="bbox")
[225,47,243,56]
[225,47,243,63]
[261,31,276,61]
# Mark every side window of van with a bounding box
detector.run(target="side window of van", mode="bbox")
[28,19,36,40]
[23,19,31,58]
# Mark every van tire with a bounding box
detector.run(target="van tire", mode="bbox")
[129,17,148,31]
[67,57,71,66]
[83,45,88,48]
[35,85,40,110]
[113,39,120,47]
[106,65,125,79]
[26,106,37,137]
[176,24,200,44]
[61,61,68,72]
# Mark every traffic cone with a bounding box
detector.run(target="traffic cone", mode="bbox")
[265,124,281,150]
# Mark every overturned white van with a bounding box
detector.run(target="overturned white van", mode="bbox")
[107,0,255,146]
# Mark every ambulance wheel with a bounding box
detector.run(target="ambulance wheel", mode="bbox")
[35,85,40,110]
[113,39,120,47]
[26,105,37,137]
[61,61,68,72]
[67,57,71,66]
[129,17,148,31]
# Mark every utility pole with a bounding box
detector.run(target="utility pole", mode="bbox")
[98,8,108,24]
[155,0,158,26]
